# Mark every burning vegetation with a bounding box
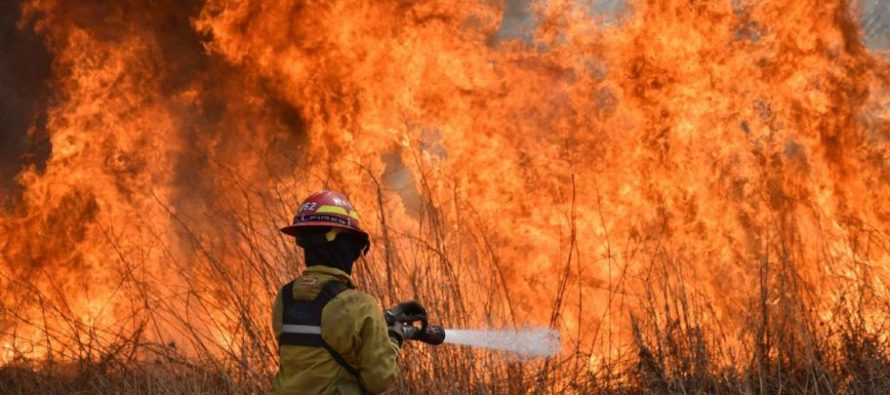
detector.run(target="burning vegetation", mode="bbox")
[1,0,889,393]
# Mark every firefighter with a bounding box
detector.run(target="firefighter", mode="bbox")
[272,190,420,394]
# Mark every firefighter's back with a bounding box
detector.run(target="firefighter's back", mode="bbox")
[272,266,399,395]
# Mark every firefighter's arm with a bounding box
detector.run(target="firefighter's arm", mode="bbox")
[355,295,401,393]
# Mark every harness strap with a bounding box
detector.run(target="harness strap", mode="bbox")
[323,342,362,379]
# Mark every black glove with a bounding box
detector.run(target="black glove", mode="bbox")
[385,300,428,326]
[385,300,428,346]
[384,301,446,346]
[386,320,405,347]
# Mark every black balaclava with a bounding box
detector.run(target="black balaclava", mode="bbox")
[297,227,369,275]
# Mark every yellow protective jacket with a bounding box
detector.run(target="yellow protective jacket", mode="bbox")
[272,266,400,394]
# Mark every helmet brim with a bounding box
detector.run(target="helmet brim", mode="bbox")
[280,222,367,237]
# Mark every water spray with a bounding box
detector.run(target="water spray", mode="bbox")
[388,306,560,357]
[440,327,560,357]
[404,324,560,357]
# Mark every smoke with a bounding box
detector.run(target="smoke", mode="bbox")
[861,0,890,51]
[0,0,51,197]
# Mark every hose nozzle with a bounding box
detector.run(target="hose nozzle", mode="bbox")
[385,301,445,346]
[403,325,445,345]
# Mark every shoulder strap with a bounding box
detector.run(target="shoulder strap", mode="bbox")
[280,281,296,304]
[317,280,351,305]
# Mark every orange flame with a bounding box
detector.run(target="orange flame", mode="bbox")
[1,0,889,385]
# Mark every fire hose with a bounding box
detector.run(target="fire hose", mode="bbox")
[384,300,445,345]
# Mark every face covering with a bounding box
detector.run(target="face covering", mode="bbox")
[297,228,369,275]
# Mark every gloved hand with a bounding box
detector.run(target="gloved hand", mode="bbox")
[385,300,427,346]
[386,320,405,347]
[385,300,428,326]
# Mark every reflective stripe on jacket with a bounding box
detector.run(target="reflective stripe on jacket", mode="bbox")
[272,266,400,394]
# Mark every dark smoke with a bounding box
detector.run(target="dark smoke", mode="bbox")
[0,0,51,198]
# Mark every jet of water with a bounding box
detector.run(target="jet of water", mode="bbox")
[441,327,560,357]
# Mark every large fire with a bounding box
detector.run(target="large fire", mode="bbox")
[1,0,889,391]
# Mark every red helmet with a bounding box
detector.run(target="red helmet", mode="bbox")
[281,190,368,237]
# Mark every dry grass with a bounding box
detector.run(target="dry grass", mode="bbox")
[2,168,890,395]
